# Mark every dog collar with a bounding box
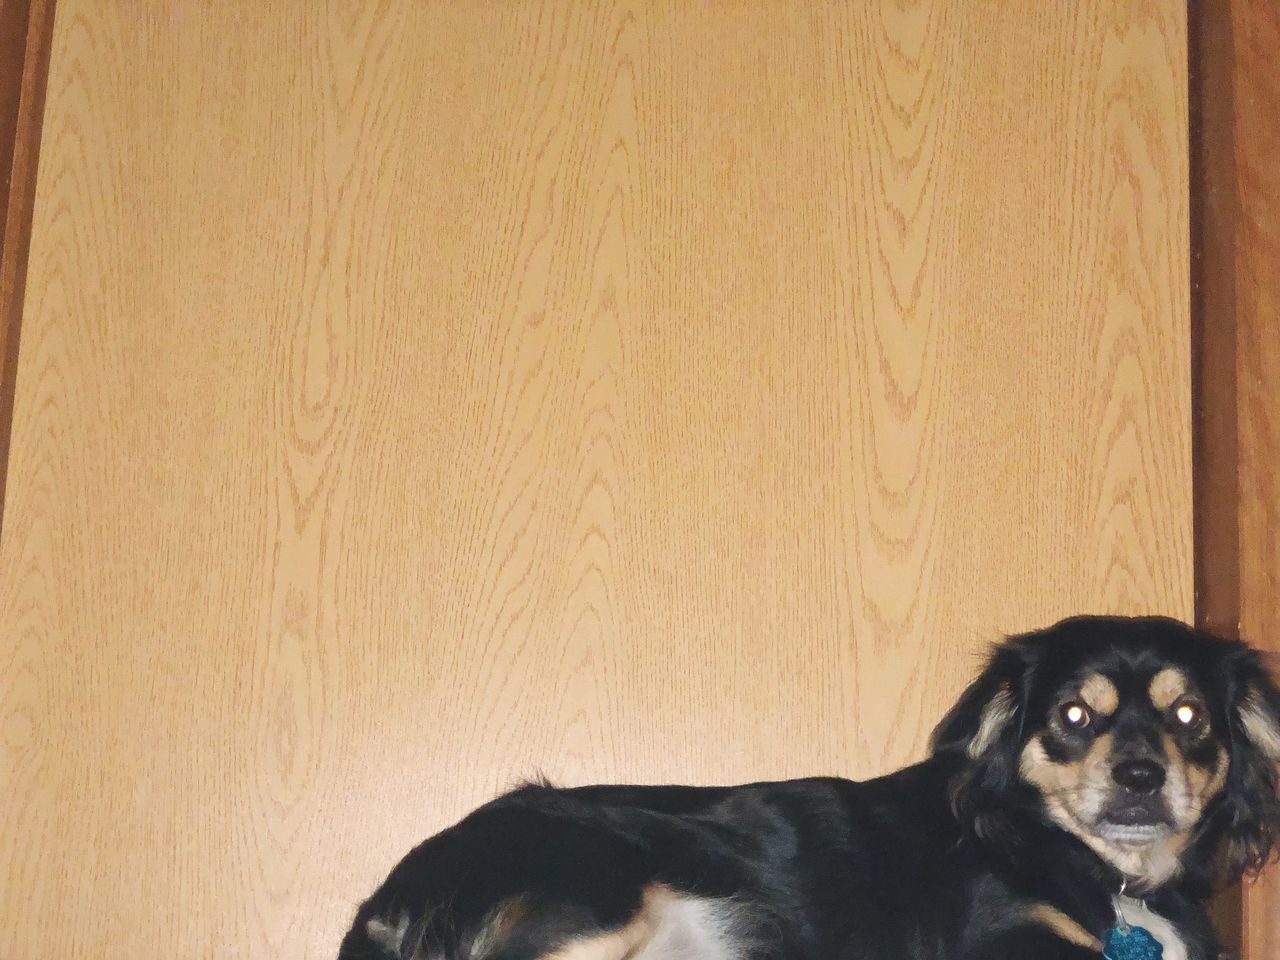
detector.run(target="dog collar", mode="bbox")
[1104,888,1163,960]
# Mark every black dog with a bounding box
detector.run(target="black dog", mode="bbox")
[338,616,1280,959]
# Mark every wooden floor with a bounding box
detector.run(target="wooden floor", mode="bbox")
[0,2,1190,957]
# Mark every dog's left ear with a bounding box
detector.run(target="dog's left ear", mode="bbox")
[1238,676,1280,765]
[1218,646,1280,879]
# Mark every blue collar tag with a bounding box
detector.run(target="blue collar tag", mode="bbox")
[1103,923,1163,960]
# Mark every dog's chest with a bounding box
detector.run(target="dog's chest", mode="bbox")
[1112,897,1187,960]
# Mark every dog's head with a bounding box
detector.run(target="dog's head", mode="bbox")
[931,616,1280,891]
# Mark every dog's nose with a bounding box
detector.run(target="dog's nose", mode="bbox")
[1111,759,1166,794]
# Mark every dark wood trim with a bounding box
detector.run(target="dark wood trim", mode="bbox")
[1188,0,1242,952]
[0,0,56,538]
[1189,0,1238,640]
[1229,0,1280,947]
[1190,1,1280,957]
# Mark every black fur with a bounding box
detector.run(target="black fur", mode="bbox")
[339,616,1280,960]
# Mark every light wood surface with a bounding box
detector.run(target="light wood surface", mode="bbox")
[0,2,1190,957]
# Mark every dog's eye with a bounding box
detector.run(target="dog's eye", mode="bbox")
[1059,701,1092,729]
[1172,699,1203,729]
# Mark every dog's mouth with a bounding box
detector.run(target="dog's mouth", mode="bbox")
[1097,796,1172,843]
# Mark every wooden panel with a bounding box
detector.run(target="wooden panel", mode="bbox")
[0,0,56,533]
[1233,4,1280,948]
[1192,1,1280,955]
[0,2,1190,957]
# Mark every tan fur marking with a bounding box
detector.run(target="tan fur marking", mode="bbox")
[1169,735,1228,810]
[469,897,534,958]
[969,686,1016,758]
[1149,668,1189,710]
[1024,904,1102,952]
[366,912,410,954]
[1020,731,1114,794]
[1240,690,1280,762]
[542,920,652,960]
[1080,674,1119,717]
[541,885,741,960]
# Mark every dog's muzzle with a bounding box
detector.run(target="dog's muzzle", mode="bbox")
[1102,759,1171,831]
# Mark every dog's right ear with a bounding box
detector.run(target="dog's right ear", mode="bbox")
[930,641,1034,846]
[929,645,1028,758]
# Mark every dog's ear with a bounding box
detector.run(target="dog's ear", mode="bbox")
[930,642,1033,846]
[1217,646,1280,879]
[930,645,1027,759]
[1237,675,1280,765]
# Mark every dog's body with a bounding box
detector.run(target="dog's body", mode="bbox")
[339,617,1280,960]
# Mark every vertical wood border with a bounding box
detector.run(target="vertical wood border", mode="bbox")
[1189,3,1241,953]
[0,0,56,537]
[1190,1,1280,957]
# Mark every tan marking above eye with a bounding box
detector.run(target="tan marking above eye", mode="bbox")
[1149,667,1189,711]
[1079,674,1119,716]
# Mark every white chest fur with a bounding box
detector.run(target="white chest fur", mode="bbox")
[1113,896,1188,960]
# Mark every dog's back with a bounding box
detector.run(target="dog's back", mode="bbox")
[337,767,967,960]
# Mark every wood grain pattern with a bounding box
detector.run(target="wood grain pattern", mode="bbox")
[0,2,1190,957]
[1192,1,1280,955]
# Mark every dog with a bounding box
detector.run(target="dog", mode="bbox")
[338,616,1280,960]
